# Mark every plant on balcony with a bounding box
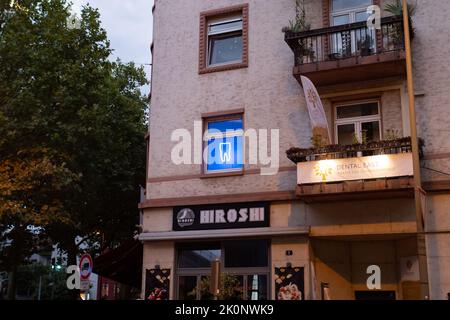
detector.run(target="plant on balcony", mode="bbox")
[282,0,311,33]
[384,0,416,43]
[282,0,315,63]
[286,137,414,163]
[310,134,326,149]
[385,129,401,140]
[357,36,375,57]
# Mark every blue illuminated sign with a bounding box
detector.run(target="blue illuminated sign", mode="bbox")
[206,119,244,172]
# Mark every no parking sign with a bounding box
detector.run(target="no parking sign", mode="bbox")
[79,253,93,281]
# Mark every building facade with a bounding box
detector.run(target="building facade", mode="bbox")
[139,0,450,300]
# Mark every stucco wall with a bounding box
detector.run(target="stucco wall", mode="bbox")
[425,194,450,300]
[147,0,413,200]
[411,0,450,181]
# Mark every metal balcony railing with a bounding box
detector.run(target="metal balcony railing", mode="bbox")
[286,137,414,164]
[285,16,405,66]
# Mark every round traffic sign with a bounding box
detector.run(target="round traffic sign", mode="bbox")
[79,254,93,280]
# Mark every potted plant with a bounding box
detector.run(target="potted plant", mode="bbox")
[358,36,374,56]
[384,0,416,48]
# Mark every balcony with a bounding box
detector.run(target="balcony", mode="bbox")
[284,16,406,87]
[287,138,415,203]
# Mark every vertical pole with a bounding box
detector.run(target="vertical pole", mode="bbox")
[37,276,42,300]
[402,0,429,299]
[210,259,220,300]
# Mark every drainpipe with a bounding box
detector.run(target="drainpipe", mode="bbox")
[402,0,430,299]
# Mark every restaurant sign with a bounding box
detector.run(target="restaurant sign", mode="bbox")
[173,202,270,231]
[298,153,413,184]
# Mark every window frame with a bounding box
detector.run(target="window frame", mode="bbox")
[201,109,245,178]
[199,4,249,74]
[334,99,382,144]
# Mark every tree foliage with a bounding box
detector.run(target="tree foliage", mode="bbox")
[0,0,148,298]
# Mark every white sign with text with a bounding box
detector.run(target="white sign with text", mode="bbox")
[297,153,413,184]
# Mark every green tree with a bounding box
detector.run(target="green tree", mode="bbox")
[0,0,147,299]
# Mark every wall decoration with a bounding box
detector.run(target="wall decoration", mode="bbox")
[145,269,170,300]
[275,267,304,300]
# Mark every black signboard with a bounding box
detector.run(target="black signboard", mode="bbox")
[172,202,270,231]
[275,266,305,300]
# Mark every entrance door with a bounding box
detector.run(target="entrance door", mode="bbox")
[176,240,270,300]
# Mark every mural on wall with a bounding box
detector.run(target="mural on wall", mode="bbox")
[145,269,170,300]
[274,267,305,300]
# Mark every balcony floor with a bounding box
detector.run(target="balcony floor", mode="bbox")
[293,50,406,87]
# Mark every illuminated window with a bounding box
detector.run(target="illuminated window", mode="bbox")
[204,115,244,174]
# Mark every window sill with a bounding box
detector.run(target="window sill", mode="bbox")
[199,62,248,74]
[200,171,244,179]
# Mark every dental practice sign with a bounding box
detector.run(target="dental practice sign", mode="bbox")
[298,153,414,184]
[173,202,270,231]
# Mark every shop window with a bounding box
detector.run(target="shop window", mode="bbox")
[178,276,198,300]
[176,240,269,300]
[247,274,268,300]
[224,239,269,268]
[335,101,381,144]
[204,115,244,174]
[178,243,221,268]
[199,4,249,74]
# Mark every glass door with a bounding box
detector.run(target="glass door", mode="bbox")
[331,0,375,57]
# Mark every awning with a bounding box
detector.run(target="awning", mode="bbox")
[139,226,310,241]
[93,239,143,289]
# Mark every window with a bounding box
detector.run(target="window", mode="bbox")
[331,0,375,56]
[224,240,269,268]
[199,4,249,74]
[335,101,381,144]
[176,240,269,300]
[178,243,221,268]
[208,18,243,66]
[203,114,244,175]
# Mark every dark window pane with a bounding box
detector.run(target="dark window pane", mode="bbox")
[247,274,268,300]
[178,244,221,268]
[208,32,243,65]
[178,276,197,300]
[337,102,379,119]
[337,123,356,145]
[224,240,269,268]
[362,121,380,142]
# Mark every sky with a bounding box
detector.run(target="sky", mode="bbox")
[71,0,154,95]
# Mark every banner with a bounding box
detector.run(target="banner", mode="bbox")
[300,76,331,144]
[274,267,305,300]
[145,269,171,300]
